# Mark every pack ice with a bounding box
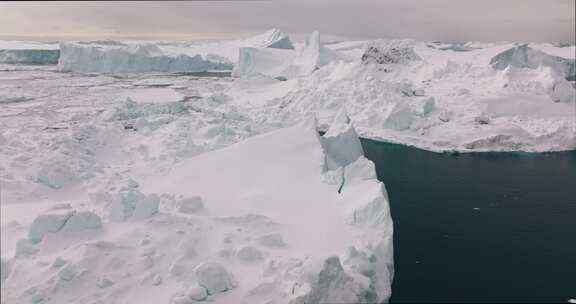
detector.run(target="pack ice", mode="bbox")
[0,110,393,303]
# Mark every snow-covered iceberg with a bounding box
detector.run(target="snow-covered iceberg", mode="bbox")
[490,44,575,81]
[58,41,233,73]
[0,115,393,303]
[0,41,60,64]
[233,30,350,78]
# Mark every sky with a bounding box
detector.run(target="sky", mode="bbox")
[0,0,574,43]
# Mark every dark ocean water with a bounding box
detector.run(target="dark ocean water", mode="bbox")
[360,139,576,303]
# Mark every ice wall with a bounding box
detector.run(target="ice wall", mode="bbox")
[58,42,233,73]
[0,41,60,65]
[57,29,294,74]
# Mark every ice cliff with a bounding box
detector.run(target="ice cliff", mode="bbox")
[0,41,60,64]
[57,29,294,73]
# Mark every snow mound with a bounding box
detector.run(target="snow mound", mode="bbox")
[490,44,576,80]
[194,262,236,294]
[176,196,205,214]
[120,88,185,104]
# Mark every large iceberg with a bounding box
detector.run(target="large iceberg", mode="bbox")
[233,30,350,78]
[143,116,393,303]
[58,42,233,73]
[0,116,394,303]
[0,41,60,65]
[57,29,294,73]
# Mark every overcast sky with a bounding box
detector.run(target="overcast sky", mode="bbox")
[0,0,574,43]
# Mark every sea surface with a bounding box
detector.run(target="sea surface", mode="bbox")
[361,139,576,303]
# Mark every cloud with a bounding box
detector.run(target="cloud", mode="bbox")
[0,0,573,43]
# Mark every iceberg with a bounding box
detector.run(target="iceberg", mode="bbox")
[490,44,576,81]
[141,117,393,303]
[0,41,60,65]
[233,30,350,78]
[57,29,294,73]
[58,41,232,73]
[0,114,393,303]
[241,28,294,50]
